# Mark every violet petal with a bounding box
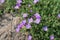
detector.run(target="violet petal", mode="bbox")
[50,35,54,40]
[28,18,33,23]
[43,26,48,31]
[34,13,41,19]
[33,0,39,4]
[22,13,28,18]
[34,19,40,24]
[0,0,5,4]
[28,35,32,40]
[26,23,31,29]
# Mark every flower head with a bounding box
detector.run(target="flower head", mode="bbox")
[28,35,32,40]
[43,26,48,31]
[50,35,54,40]
[33,0,39,4]
[26,23,31,29]
[33,13,41,24]
[22,13,28,18]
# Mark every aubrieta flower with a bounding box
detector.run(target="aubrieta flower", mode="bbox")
[0,0,5,4]
[15,0,22,9]
[34,13,41,24]
[28,35,32,40]
[26,23,31,29]
[33,0,39,4]
[28,18,33,23]
[16,0,22,4]
[50,35,54,40]
[57,14,60,18]
[22,13,28,18]
[43,26,48,31]
[14,3,21,9]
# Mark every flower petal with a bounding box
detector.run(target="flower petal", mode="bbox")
[0,0,5,4]
[28,35,32,40]
[14,5,19,9]
[22,20,26,25]
[34,19,40,24]
[26,23,31,29]
[28,18,33,23]
[16,28,20,32]
[43,26,48,31]
[16,0,22,4]
[33,0,39,4]
[22,13,28,18]
[50,35,54,40]
[34,13,41,19]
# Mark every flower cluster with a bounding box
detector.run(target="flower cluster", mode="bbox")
[16,13,41,32]
[14,0,22,9]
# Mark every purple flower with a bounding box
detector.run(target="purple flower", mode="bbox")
[14,3,21,9]
[22,20,26,25]
[33,13,41,24]
[33,0,39,4]
[43,26,48,31]
[16,0,22,4]
[0,0,5,4]
[26,23,31,29]
[34,19,40,24]
[22,13,28,18]
[28,35,32,40]
[28,18,33,23]
[50,35,54,40]
[58,14,60,18]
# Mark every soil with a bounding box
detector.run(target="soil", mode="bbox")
[0,13,28,40]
